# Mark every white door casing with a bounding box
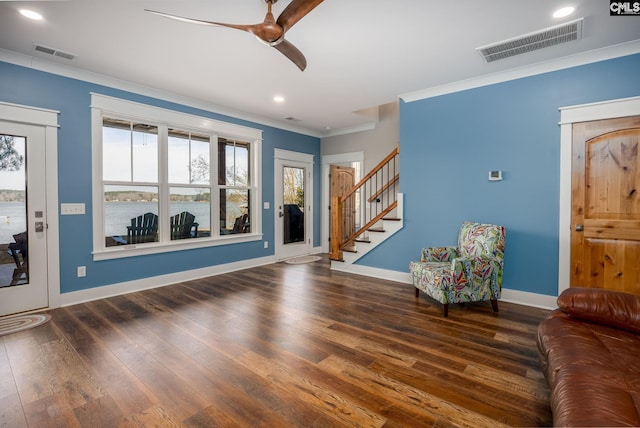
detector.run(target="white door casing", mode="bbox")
[558,96,640,296]
[320,152,363,253]
[0,102,59,316]
[274,149,313,260]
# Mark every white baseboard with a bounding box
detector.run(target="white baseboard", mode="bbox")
[500,288,557,310]
[59,253,559,312]
[331,262,558,310]
[58,255,277,308]
[331,261,412,284]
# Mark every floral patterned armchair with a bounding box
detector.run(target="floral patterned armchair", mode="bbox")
[409,222,506,317]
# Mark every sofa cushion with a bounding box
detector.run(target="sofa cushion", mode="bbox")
[551,364,640,427]
[538,310,640,382]
[557,287,640,334]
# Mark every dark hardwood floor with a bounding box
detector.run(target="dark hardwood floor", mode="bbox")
[1,256,553,427]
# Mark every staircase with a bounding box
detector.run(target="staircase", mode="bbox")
[329,147,403,267]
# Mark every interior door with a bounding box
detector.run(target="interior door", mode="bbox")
[275,156,312,260]
[571,116,640,293]
[330,165,356,250]
[0,121,48,316]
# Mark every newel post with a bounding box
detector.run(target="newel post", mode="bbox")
[329,195,344,261]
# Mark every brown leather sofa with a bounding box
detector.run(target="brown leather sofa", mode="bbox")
[537,287,640,427]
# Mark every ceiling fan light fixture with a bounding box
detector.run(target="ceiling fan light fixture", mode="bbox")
[147,0,324,71]
[255,34,285,47]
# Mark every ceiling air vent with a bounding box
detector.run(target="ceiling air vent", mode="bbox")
[34,44,76,61]
[476,18,583,63]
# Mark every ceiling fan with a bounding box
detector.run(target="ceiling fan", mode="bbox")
[146,0,324,71]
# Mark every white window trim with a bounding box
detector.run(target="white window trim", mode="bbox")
[91,93,262,261]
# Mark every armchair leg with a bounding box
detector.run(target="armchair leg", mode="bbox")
[415,288,419,298]
[442,303,449,317]
[490,299,499,313]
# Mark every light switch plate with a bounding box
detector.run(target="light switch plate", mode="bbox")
[61,203,85,215]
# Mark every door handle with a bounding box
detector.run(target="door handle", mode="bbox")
[575,224,584,232]
[279,211,284,218]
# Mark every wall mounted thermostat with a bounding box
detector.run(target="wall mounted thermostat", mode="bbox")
[488,170,503,181]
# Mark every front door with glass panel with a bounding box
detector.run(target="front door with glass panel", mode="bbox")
[275,156,312,260]
[0,122,48,316]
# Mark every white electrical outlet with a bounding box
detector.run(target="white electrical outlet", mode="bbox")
[264,241,269,249]
[77,266,86,277]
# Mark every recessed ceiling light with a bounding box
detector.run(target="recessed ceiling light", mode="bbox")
[19,9,43,20]
[553,6,575,18]
[273,96,285,103]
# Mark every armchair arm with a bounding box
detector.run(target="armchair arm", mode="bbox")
[557,287,640,334]
[421,246,458,262]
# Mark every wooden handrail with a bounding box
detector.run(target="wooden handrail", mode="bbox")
[342,146,399,201]
[341,201,397,249]
[330,146,400,261]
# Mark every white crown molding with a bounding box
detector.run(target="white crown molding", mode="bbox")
[0,48,324,138]
[400,40,640,103]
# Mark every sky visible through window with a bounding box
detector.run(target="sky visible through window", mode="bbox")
[0,135,25,191]
[102,126,248,195]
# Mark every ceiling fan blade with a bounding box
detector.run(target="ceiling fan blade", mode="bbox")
[273,39,307,71]
[145,9,255,33]
[276,0,324,33]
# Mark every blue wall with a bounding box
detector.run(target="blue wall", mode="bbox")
[358,53,640,297]
[0,61,321,293]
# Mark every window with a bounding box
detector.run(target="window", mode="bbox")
[168,128,211,241]
[219,138,251,235]
[91,94,262,260]
[102,118,160,247]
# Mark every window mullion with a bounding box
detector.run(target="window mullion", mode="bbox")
[158,125,169,242]
[129,122,134,181]
[188,133,192,184]
[211,134,219,238]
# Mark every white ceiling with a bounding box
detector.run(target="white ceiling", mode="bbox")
[1,1,639,137]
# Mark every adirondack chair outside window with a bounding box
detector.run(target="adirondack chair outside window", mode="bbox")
[170,211,199,240]
[127,212,158,244]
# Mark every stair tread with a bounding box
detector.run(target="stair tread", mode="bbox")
[368,228,386,232]
[383,217,401,221]
[354,239,371,243]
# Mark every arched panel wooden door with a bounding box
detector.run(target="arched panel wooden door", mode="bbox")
[330,165,355,250]
[571,116,640,292]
